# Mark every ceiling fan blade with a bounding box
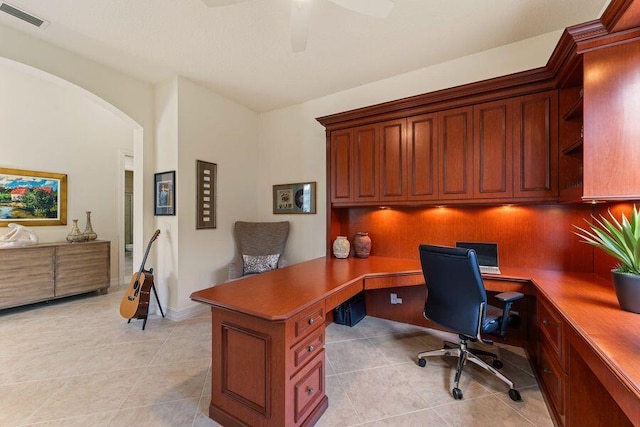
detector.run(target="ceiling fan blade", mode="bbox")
[201,0,250,7]
[291,0,313,53]
[328,0,394,18]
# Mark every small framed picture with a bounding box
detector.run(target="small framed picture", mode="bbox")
[154,170,175,216]
[273,182,316,214]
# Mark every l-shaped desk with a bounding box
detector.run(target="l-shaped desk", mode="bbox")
[190,256,640,426]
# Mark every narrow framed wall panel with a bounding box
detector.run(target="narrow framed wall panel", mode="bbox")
[196,160,217,229]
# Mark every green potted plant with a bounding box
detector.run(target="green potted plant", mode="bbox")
[573,205,640,313]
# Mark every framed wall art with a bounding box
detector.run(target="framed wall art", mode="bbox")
[0,167,67,226]
[196,160,217,229]
[273,181,316,214]
[154,170,176,216]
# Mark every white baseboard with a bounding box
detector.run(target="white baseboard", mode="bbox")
[164,303,209,321]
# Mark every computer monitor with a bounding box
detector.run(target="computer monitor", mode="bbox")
[455,242,500,274]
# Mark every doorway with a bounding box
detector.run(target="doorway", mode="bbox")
[124,168,134,277]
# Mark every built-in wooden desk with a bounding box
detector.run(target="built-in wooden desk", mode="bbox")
[191,256,640,426]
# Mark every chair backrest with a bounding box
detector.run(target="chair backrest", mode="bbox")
[235,221,290,257]
[419,244,487,338]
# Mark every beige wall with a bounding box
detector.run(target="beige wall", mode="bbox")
[0,63,134,283]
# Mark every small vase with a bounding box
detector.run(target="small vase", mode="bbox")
[332,236,350,259]
[66,219,84,243]
[612,271,640,314]
[83,211,97,241]
[353,232,372,258]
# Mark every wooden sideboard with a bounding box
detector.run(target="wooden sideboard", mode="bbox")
[191,257,640,426]
[0,240,110,310]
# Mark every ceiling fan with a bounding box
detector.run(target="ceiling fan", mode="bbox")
[201,0,394,52]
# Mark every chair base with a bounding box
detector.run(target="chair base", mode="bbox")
[418,338,521,401]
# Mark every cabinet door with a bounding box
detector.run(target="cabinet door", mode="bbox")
[55,241,110,297]
[407,114,438,201]
[329,129,353,203]
[584,40,640,200]
[474,99,513,198]
[438,107,473,200]
[378,119,407,202]
[513,91,558,199]
[353,125,378,203]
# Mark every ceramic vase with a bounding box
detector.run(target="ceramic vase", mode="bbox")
[82,211,97,241]
[332,236,350,259]
[353,232,372,258]
[66,219,84,243]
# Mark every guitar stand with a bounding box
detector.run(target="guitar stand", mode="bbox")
[127,268,165,330]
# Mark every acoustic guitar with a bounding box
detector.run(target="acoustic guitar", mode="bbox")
[119,229,160,319]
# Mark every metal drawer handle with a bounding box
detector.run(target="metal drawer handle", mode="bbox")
[543,368,553,374]
[307,387,314,395]
[308,318,314,325]
[308,345,315,352]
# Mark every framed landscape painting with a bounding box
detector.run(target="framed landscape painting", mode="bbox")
[0,167,67,226]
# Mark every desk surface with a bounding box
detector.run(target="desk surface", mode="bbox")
[190,256,640,417]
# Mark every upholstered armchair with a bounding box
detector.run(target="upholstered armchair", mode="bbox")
[228,221,290,281]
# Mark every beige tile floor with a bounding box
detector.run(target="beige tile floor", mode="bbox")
[0,288,553,426]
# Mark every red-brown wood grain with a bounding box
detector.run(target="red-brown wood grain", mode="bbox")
[337,204,595,271]
[378,119,407,202]
[407,113,438,201]
[438,106,474,200]
[353,124,379,202]
[583,39,640,200]
[473,99,514,198]
[513,91,559,199]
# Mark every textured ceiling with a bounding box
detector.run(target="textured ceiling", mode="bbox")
[0,0,608,112]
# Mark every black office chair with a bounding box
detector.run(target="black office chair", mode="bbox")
[417,244,524,401]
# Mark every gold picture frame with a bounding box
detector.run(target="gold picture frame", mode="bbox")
[0,167,68,226]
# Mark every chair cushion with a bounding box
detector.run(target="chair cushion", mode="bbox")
[242,254,280,275]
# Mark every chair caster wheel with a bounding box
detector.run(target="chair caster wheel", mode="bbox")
[418,357,427,367]
[509,389,521,401]
[452,388,463,400]
[492,359,503,369]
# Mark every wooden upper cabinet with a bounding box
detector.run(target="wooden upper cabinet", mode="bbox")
[378,119,407,202]
[438,107,473,200]
[407,114,438,201]
[583,40,640,200]
[473,99,514,198]
[328,92,559,206]
[353,124,379,202]
[513,90,559,199]
[329,129,353,203]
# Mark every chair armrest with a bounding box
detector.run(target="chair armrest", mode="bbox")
[494,291,524,303]
[228,256,244,281]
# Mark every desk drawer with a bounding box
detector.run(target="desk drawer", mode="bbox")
[538,340,566,420]
[325,280,363,311]
[290,303,324,343]
[364,273,423,290]
[291,329,324,372]
[292,353,325,424]
[538,298,564,365]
